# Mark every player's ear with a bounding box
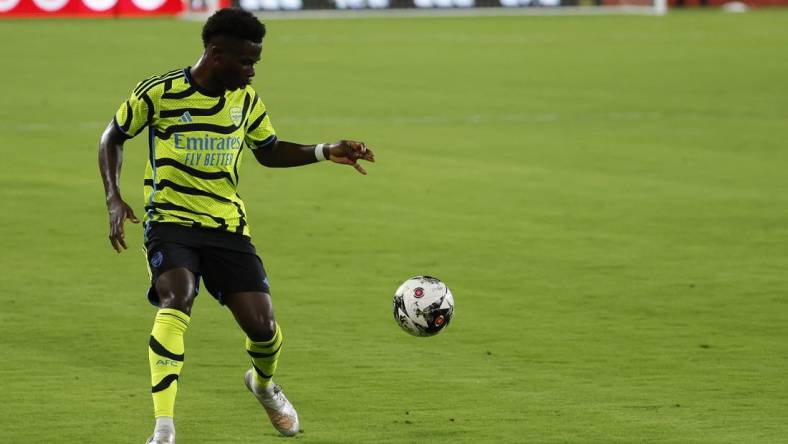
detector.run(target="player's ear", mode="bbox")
[206,43,223,64]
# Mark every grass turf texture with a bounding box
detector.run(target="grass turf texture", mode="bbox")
[1,10,788,443]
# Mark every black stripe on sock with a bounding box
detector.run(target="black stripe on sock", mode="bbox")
[247,343,281,359]
[159,312,189,328]
[151,374,179,393]
[252,364,272,380]
[149,336,184,362]
[250,329,280,346]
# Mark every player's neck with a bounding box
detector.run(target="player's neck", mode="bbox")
[190,58,225,96]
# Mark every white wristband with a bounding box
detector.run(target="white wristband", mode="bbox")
[315,143,327,161]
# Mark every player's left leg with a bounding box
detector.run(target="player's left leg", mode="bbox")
[224,291,280,386]
[224,292,299,437]
[200,247,300,437]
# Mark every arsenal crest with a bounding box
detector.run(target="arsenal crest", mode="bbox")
[229,107,242,126]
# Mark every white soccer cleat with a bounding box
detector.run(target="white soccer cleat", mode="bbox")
[244,369,300,437]
[145,431,175,444]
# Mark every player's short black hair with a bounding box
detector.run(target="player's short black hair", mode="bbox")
[202,8,266,48]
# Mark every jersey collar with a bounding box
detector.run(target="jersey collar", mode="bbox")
[183,67,225,98]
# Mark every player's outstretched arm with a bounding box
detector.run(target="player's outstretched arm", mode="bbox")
[98,121,140,253]
[253,140,375,174]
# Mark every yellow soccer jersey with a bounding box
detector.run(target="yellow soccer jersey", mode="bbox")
[114,67,276,237]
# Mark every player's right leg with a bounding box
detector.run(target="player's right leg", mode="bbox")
[224,292,299,437]
[144,244,200,444]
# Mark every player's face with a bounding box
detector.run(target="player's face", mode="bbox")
[216,39,263,91]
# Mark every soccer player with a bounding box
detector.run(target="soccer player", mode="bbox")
[98,8,374,444]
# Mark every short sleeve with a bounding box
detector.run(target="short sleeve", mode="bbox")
[245,93,277,150]
[113,84,155,139]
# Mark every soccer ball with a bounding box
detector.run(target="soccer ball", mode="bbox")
[393,276,455,337]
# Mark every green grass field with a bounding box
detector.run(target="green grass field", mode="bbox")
[2,10,788,443]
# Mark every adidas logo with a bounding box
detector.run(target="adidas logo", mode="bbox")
[179,111,193,123]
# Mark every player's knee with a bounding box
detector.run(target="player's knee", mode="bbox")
[247,318,277,342]
[155,268,197,314]
[158,290,196,314]
[155,283,196,313]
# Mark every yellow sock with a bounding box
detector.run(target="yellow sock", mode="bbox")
[246,323,283,388]
[149,308,190,418]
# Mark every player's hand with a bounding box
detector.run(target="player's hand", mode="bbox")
[107,196,140,253]
[327,140,375,175]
